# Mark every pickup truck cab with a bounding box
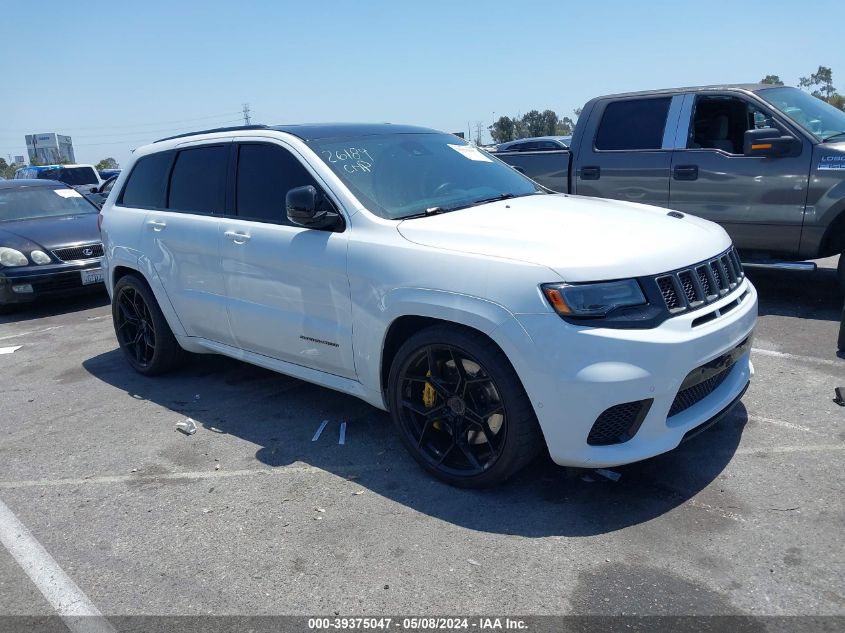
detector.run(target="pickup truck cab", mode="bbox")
[101,123,756,487]
[497,85,845,288]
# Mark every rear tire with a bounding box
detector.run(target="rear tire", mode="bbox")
[387,324,544,488]
[112,274,182,376]
[837,250,845,293]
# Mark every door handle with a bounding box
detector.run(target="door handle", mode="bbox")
[146,219,167,231]
[224,230,251,244]
[579,166,600,180]
[673,165,699,181]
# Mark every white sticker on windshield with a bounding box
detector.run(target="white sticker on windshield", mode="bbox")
[448,144,492,162]
[53,189,82,198]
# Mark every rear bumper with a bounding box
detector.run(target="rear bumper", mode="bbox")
[0,261,105,305]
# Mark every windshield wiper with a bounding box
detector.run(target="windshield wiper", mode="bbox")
[822,131,845,142]
[396,192,536,220]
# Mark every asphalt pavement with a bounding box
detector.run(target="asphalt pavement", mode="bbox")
[0,257,842,621]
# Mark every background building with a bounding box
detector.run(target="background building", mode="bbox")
[25,133,75,164]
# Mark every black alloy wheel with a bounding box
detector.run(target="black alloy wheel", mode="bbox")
[115,284,156,369]
[388,325,543,487]
[112,274,182,376]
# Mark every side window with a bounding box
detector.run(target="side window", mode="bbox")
[119,151,172,208]
[168,145,228,213]
[235,143,321,225]
[687,95,779,155]
[595,98,671,150]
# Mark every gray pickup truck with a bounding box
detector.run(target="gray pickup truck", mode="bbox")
[495,84,845,289]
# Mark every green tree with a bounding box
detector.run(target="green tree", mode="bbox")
[760,75,784,85]
[95,157,119,170]
[539,109,559,136]
[489,116,516,143]
[521,110,546,137]
[799,65,836,100]
[0,158,7,172]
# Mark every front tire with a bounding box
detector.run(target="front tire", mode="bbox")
[112,274,182,375]
[387,325,543,488]
[837,250,845,293]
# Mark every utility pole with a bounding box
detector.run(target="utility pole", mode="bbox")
[242,103,251,126]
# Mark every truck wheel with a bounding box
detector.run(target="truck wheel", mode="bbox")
[112,274,182,376]
[387,325,544,488]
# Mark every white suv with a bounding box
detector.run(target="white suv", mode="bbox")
[101,124,757,487]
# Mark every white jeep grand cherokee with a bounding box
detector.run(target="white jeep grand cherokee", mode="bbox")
[100,123,757,487]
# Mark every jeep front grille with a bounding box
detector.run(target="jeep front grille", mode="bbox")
[654,247,743,316]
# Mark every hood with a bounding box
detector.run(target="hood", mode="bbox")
[397,194,732,282]
[0,213,101,251]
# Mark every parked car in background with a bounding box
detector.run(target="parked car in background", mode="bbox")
[0,179,104,311]
[14,164,103,193]
[492,135,571,153]
[496,84,845,289]
[85,175,118,208]
[98,168,121,180]
[101,123,756,487]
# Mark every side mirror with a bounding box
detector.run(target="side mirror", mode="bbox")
[743,128,801,157]
[286,185,343,231]
[89,186,99,193]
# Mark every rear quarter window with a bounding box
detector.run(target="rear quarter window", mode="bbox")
[595,98,671,150]
[119,151,173,208]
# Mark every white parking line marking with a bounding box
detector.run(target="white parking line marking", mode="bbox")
[0,463,389,490]
[0,345,22,355]
[748,415,819,434]
[311,419,329,442]
[752,347,843,368]
[0,497,115,633]
[734,444,845,456]
[339,421,347,445]
[0,325,64,341]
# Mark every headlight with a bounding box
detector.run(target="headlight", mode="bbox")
[30,250,51,265]
[542,279,646,318]
[0,247,28,267]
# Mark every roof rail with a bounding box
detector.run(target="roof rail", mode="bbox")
[154,124,270,143]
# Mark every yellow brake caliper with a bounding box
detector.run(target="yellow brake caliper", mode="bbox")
[422,370,442,430]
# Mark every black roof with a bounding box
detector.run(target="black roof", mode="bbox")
[0,179,67,189]
[155,123,441,143]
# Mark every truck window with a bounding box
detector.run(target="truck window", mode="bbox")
[687,95,773,155]
[595,98,671,151]
[167,146,228,213]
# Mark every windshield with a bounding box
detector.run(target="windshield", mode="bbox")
[756,86,845,141]
[38,166,99,186]
[0,186,97,222]
[307,133,543,219]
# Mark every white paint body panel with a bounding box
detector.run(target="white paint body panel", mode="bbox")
[102,128,757,468]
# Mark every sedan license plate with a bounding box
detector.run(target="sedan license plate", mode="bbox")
[81,268,104,285]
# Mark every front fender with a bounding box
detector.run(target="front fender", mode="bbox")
[353,287,530,408]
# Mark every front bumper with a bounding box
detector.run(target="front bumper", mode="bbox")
[0,260,105,306]
[507,278,758,468]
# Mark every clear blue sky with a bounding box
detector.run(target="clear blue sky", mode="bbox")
[1,0,841,167]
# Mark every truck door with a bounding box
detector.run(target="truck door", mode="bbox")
[573,96,681,208]
[668,92,811,255]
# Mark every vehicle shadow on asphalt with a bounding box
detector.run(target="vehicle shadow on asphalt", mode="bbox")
[83,348,749,537]
[0,291,109,325]
[747,263,841,322]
